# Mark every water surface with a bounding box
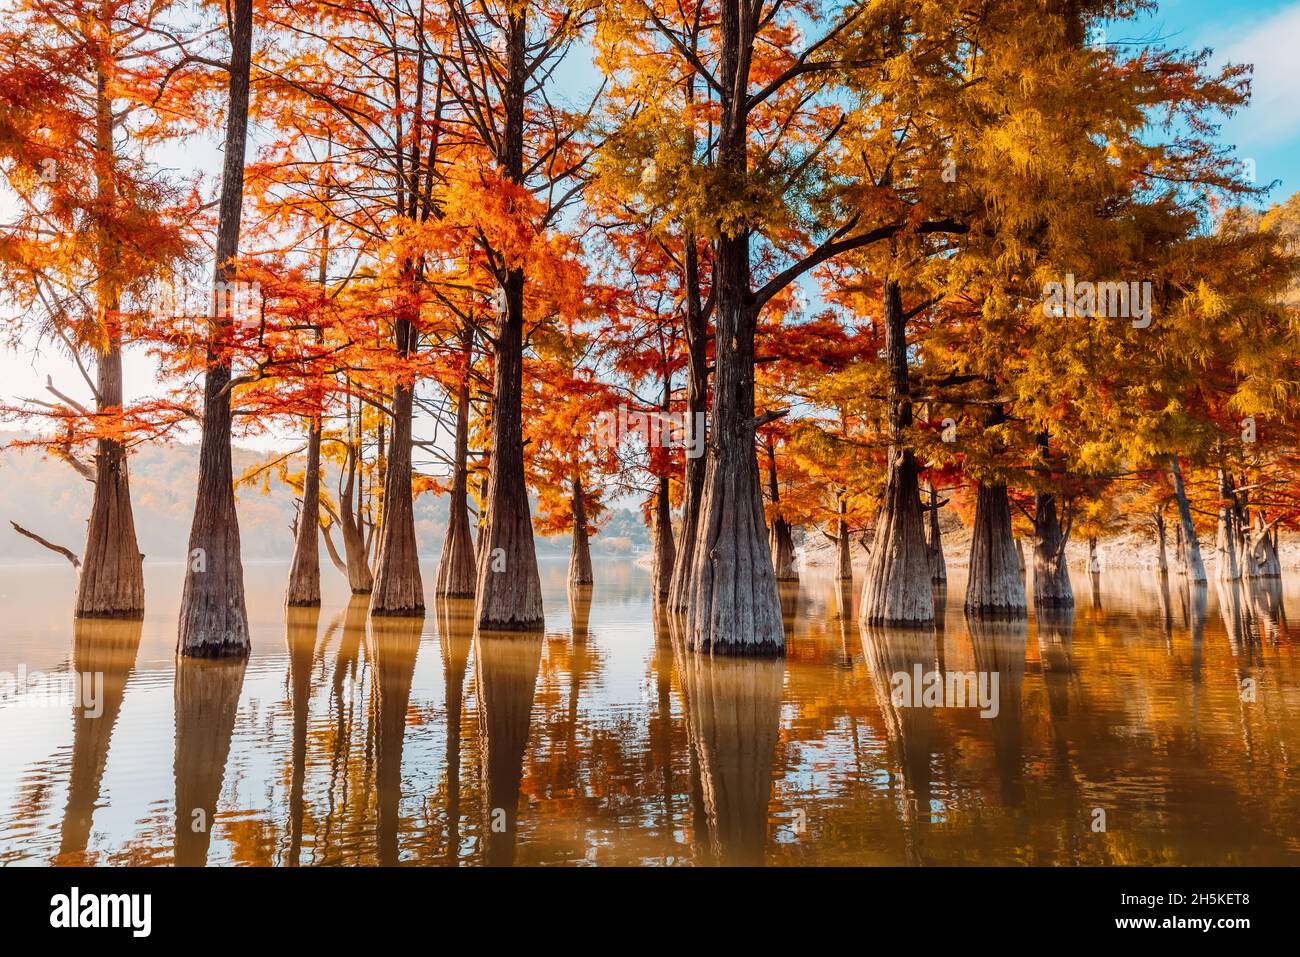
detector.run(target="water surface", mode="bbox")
[1,558,1297,865]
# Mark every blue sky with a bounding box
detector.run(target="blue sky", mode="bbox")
[1136,0,1300,198]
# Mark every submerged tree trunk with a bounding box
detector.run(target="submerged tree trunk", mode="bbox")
[568,476,594,586]
[965,481,1028,618]
[78,54,144,619]
[177,0,253,658]
[1214,467,1240,582]
[926,479,947,584]
[1254,511,1282,579]
[685,229,783,655]
[834,491,853,582]
[861,280,933,626]
[766,439,796,582]
[77,339,145,618]
[337,429,374,593]
[1154,507,1168,575]
[435,329,476,598]
[651,474,676,601]
[475,12,544,631]
[285,421,322,606]
[1168,455,1206,582]
[666,236,708,613]
[370,317,425,616]
[1033,490,1073,608]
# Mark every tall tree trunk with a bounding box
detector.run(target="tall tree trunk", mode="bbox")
[684,228,782,654]
[926,479,947,584]
[285,422,322,606]
[435,328,476,597]
[78,47,144,619]
[475,10,543,631]
[861,280,933,626]
[370,314,425,616]
[338,427,374,593]
[834,491,853,582]
[1032,445,1073,607]
[177,0,253,657]
[1168,455,1206,582]
[666,236,708,613]
[77,340,145,618]
[651,474,676,601]
[1154,507,1168,575]
[568,476,594,586]
[965,481,1028,618]
[1214,467,1240,582]
[766,439,796,581]
[1254,511,1281,578]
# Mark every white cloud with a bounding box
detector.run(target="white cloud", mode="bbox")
[1222,3,1300,146]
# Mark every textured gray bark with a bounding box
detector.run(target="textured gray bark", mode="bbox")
[926,480,947,584]
[285,423,323,607]
[1153,507,1168,575]
[1214,467,1241,582]
[76,43,144,620]
[861,281,933,626]
[76,340,145,618]
[435,337,477,598]
[1032,491,1073,608]
[666,238,708,613]
[765,440,797,581]
[177,0,253,657]
[684,228,783,655]
[474,12,544,631]
[1169,455,1207,582]
[568,476,594,586]
[965,481,1028,618]
[370,371,425,616]
[651,475,676,601]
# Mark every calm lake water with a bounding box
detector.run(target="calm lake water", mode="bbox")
[1,557,1297,866]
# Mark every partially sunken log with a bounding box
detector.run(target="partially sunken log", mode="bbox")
[286,423,323,607]
[568,476,594,587]
[1032,491,1073,608]
[861,281,933,627]
[965,481,1028,618]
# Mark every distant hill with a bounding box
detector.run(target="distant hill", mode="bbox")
[0,433,648,564]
